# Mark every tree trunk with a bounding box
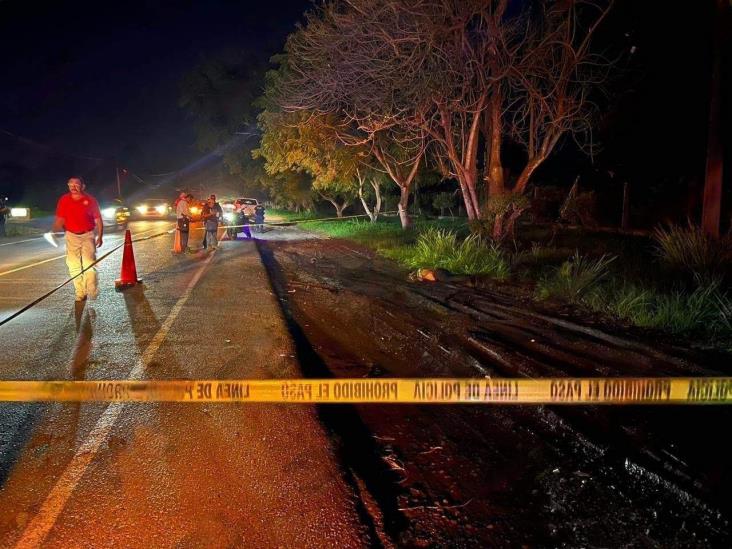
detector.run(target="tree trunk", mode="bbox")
[514,156,545,194]
[398,186,412,229]
[485,92,505,197]
[456,176,480,220]
[357,176,375,222]
[319,192,348,218]
[621,181,631,230]
[371,179,382,222]
[702,0,726,238]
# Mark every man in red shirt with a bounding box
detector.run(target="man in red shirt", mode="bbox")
[52,177,104,301]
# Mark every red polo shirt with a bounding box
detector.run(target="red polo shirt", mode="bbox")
[56,193,101,233]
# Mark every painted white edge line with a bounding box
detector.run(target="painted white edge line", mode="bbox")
[14,251,216,549]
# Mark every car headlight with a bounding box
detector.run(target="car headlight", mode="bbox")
[155,204,168,214]
[190,206,200,214]
[223,212,235,222]
[102,207,117,220]
[136,205,147,213]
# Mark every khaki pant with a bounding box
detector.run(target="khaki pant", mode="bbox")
[65,231,98,299]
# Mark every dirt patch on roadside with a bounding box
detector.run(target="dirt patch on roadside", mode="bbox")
[258,235,732,548]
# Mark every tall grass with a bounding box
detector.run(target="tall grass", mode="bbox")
[653,223,732,281]
[584,280,732,337]
[399,228,510,278]
[535,251,615,302]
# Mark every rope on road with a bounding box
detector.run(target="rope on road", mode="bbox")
[0,228,172,328]
[0,377,730,404]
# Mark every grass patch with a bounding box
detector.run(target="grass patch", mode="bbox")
[535,252,616,303]
[304,216,468,250]
[395,228,510,278]
[653,223,732,282]
[584,280,732,338]
[266,208,320,222]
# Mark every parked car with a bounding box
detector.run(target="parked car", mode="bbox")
[100,201,131,227]
[221,200,236,223]
[234,198,259,216]
[133,198,173,219]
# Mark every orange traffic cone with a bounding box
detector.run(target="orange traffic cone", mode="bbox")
[173,228,183,252]
[115,229,142,291]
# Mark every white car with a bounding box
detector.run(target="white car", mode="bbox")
[234,198,259,217]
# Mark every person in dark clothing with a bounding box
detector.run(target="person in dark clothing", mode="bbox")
[0,197,9,237]
[202,194,223,249]
[253,204,265,233]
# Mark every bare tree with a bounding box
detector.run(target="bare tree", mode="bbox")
[507,0,616,194]
[317,189,353,217]
[278,0,616,228]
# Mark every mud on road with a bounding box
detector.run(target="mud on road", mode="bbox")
[256,234,731,548]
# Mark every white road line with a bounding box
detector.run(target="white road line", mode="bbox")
[14,252,215,549]
[0,237,44,247]
[0,255,66,277]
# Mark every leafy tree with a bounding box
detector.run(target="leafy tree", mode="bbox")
[179,50,266,186]
[433,192,455,217]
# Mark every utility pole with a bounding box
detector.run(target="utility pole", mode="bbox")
[116,165,122,200]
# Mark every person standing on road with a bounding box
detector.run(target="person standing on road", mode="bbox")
[202,194,222,249]
[202,196,221,250]
[51,177,103,301]
[174,191,191,253]
[253,204,265,233]
[0,196,9,237]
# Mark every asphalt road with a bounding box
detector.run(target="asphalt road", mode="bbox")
[0,221,368,548]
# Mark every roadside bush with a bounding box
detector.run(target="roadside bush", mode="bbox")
[403,227,510,278]
[470,193,530,242]
[653,223,732,282]
[536,251,615,302]
[559,190,598,227]
[583,279,732,337]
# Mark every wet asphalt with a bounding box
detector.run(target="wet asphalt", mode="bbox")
[0,221,368,548]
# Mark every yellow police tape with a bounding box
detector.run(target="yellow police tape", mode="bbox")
[0,378,731,404]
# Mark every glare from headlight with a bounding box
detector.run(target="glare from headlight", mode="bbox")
[223,212,235,222]
[136,205,147,213]
[190,206,200,214]
[155,204,167,214]
[102,207,116,219]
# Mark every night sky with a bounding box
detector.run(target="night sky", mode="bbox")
[0,0,310,204]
